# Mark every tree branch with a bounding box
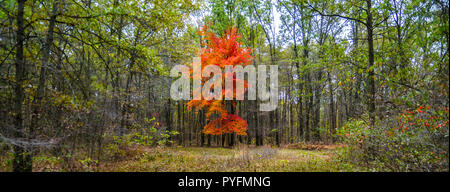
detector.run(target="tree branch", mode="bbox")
[307,3,367,26]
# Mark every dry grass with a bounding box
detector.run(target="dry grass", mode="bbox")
[95,144,360,172]
[0,143,361,172]
[285,142,345,151]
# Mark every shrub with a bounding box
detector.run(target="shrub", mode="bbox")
[337,106,449,171]
[102,118,178,161]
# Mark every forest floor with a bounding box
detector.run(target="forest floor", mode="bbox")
[0,143,364,172]
[96,144,363,172]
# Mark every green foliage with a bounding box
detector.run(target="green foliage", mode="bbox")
[0,0,448,172]
[103,118,179,161]
[78,157,99,172]
[337,118,369,144]
[337,107,449,171]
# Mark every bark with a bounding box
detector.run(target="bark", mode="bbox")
[13,0,32,172]
[366,0,376,128]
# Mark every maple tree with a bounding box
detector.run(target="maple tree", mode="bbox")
[187,26,253,135]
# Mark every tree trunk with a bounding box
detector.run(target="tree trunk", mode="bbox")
[366,0,376,128]
[13,0,32,172]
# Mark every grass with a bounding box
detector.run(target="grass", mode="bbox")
[0,144,364,172]
[97,145,363,172]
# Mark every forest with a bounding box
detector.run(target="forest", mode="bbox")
[0,0,448,172]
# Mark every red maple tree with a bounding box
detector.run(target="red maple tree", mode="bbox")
[187,26,253,135]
